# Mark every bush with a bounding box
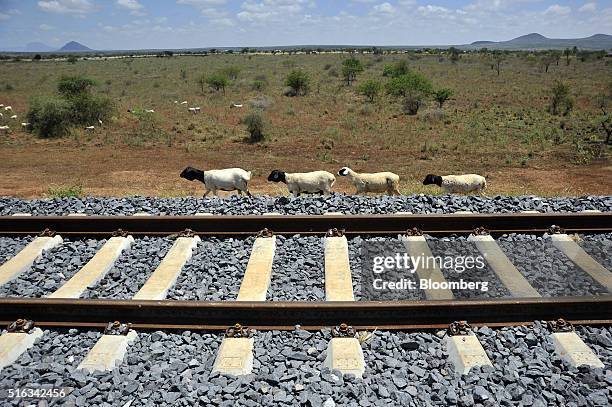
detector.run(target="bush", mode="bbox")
[221,66,240,80]
[58,76,96,98]
[27,96,73,138]
[205,74,229,93]
[28,76,114,138]
[285,70,310,96]
[341,57,364,86]
[252,80,266,91]
[386,72,433,115]
[433,88,453,108]
[549,81,573,116]
[242,111,265,143]
[47,184,83,198]
[382,60,409,78]
[69,94,114,125]
[356,79,382,102]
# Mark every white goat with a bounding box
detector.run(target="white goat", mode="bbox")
[85,126,95,131]
[188,107,201,114]
[0,125,9,132]
[230,103,243,108]
[338,167,401,195]
[4,106,12,111]
[267,170,335,196]
[180,166,252,197]
[10,115,17,120]
[145,109,155,113]
[422,174,487,194]
[180,101,188,105]
[21,122,30,128]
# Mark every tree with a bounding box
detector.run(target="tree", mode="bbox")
[382,60,409,78]
[206,74,229,93]
[242,111,265,143]
[33,54,42,61]
[197,74,207,93]
[563,48,571,66]
[549,81,573,116]
[594,81,612,144]
[492,52,504,76]
[386,72,433,115]
[449,47,460,63]
[356,79,382,102]
[433,88,453,108]
[341,56,364,86]
[285,70,310,96]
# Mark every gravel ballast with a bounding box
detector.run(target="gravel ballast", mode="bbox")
[0,324,609,406]
[427,236,511,299]
[0,239,105,298]
[1,194,611,216]
[80,237,173,299]
[167,237,253,301]
[0,236,33,264]
[495,234,609,297]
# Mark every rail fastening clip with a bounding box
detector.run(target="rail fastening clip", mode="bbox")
[332,323,356,338]
[257,228,274,238]
[7,318,35,334]
[104,321,131,336]
[547,318,574,333]
[225,323,253,338]
[448,320,472,336]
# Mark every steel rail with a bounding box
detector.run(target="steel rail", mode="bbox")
[1,213,612,237]
[0,296,610,331]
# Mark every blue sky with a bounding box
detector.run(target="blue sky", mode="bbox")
[0,0,610,50]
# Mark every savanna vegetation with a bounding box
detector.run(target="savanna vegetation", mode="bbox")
[0,48,610,197]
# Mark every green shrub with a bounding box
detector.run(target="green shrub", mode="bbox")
[27,76,114,138]
[221,66,240,80]
[341,57,364,86]
[356,79,382,102]
[242,111,265,143]
[285,70,310,96]
[252,80,266,91]
[57,76,96,98]
[47,184,83,198]
[69,94,114,125]
[433,88,453,108]
[27,96,73,138]
[549,81,573,116]
[205,74,229,93]
[386,72,433,115]
[382,60,409,78]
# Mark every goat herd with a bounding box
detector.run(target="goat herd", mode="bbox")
[180,166,487,197]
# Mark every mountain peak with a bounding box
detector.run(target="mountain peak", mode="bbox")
[59,41,93,52]
[511,33,548,42]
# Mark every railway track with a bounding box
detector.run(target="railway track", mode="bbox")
[0,211,610,403]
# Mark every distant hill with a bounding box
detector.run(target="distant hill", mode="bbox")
[464,33,612,50]
[25,42,54,52]
[58,41,93,52]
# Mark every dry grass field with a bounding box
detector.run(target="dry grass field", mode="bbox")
[0,52,610,198]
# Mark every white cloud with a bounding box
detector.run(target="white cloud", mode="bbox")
[0,13,9,21]
[372,2,395,14]
[39,24,55,30]
[38,0,95,15]
[7,9,22,15]
[544,4,571,15]
[117,0,143,10]
[578,2,597,12]
[176,0,227,6]
[238,0,310,23]
[418,5,451,15]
